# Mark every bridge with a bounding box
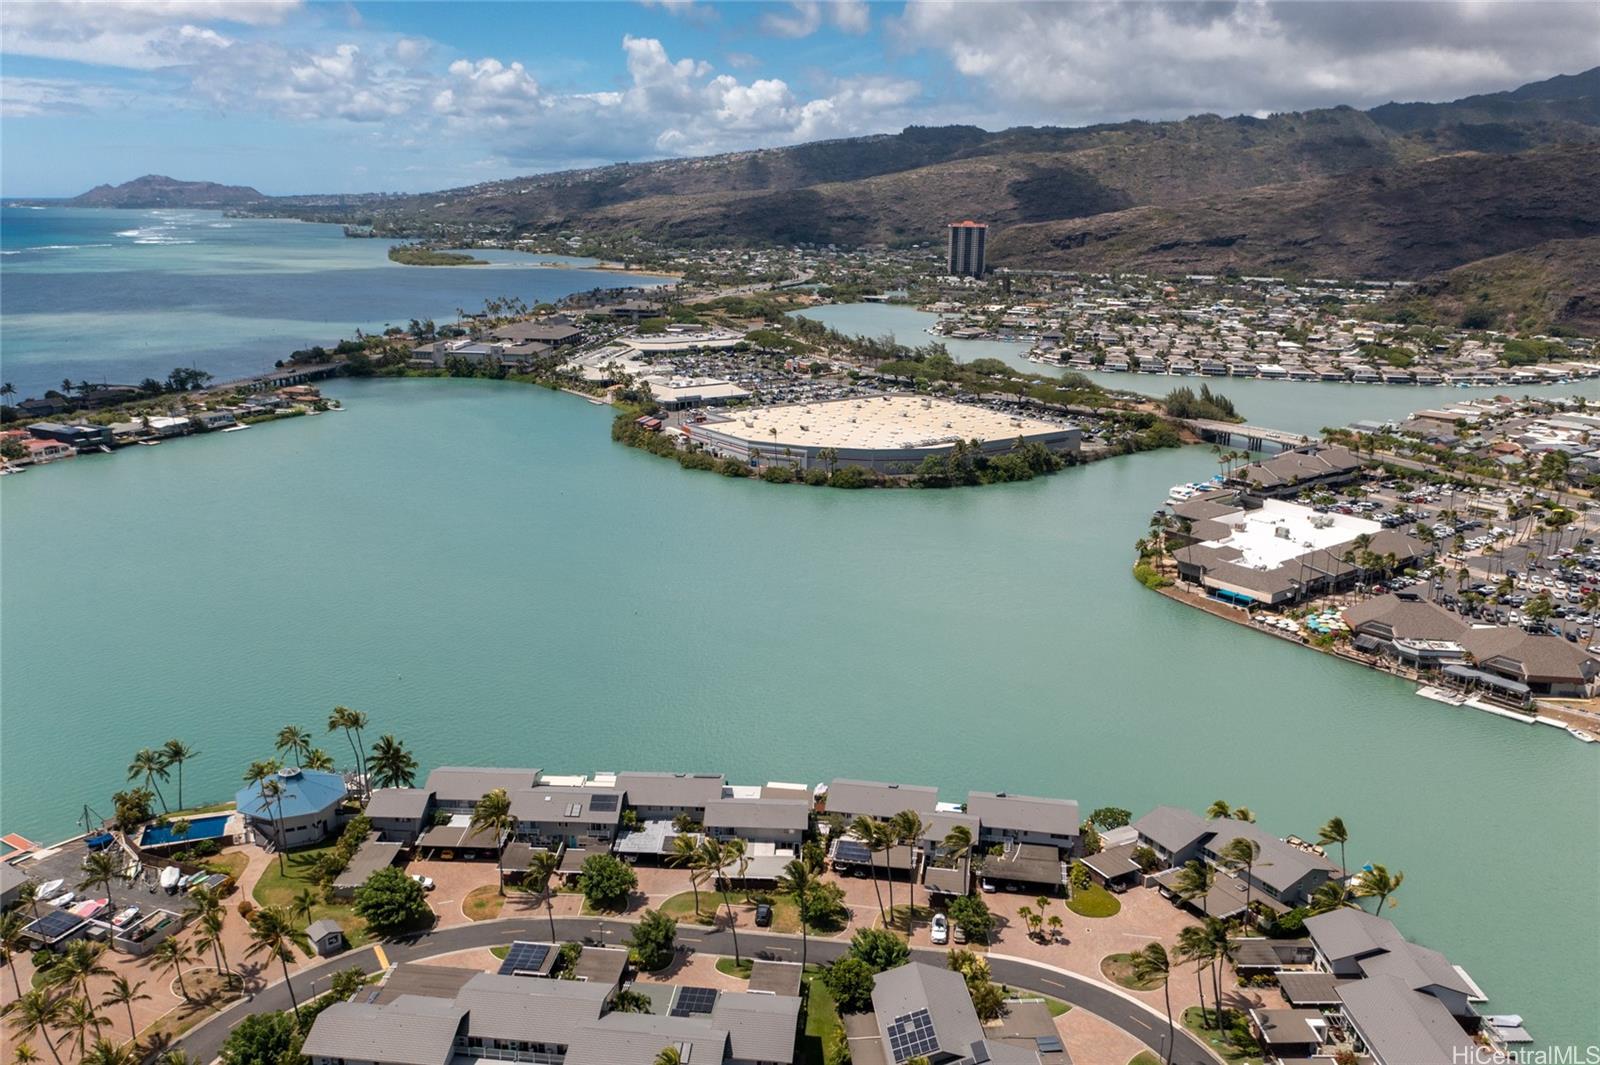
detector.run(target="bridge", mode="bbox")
[1180,417,1316,454]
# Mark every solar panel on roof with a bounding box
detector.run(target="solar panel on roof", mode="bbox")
[497,941,552,976]
[26,910,87,941]
[588,794,619,812]
[832,839,872,864]
[1035,1034,1065,1053]
[670,986,718,1016]
[887,1009,938,1063]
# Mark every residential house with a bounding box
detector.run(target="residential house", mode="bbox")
[869,962,1041,1064]
[966,791,1080,854]
[1132,806,1212,868]
[235,766,348,848]
[512,787,625,849]
[615,772,725,823]
[824,779,939,823]
[423,767,541,814]
[365,788,434,845]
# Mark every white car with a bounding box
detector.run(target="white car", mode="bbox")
[930,913,949,945]
[410,874,436,892]
[980,879,997,894]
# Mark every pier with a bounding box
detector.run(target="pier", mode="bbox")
[1180,416,1315,453]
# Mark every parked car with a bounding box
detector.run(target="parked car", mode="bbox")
[980,879,997,894]
[754,903,773,928]
[952,923,968,944]
[930,913,949,945]
[410,874,435,892]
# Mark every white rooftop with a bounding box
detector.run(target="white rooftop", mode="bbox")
[699,394,1067,451]
[1213,499,1380,570]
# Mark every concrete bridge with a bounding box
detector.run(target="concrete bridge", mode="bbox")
[1181,417,1315,454]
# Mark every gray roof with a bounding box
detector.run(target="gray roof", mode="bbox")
[1307,909,1472,996]
[1343,595,1469,642]
[871,962,984,1063]
[563,1013,728,1065]
[423,767,541,804]
[749,959,804,997]
[1337,975,1476,1065]
[306,918,343,940]
[365,788,433,819]
[616,771,725,809]
[301,996,464,1065]
[1,862,31,897]
[1132,805,1211,854]
[510,787,624,825]
[570,945,629,988]
[1201,819,1339,892]
[1275,971,1346,1006]
[1253,1008,1324,1046]
[332,834,405,890]
[711,991,802,1063]
[967,791,1080,837]
[1081,841,1141,881]
[455,972,610,1046]
[827,779,939,820]
[702,797,811,832]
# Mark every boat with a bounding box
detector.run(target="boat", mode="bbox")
[70,897,108,919]
[1566,725,1597,743]
[36,878,65,900]
[111,905,141,927]
[159,865,181,893]
[220,424,249,433]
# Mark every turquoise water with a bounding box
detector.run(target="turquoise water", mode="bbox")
[139,813,231,847]
[795,303,1600,434]
[0,206,668,399]
[2,377,1596,1045]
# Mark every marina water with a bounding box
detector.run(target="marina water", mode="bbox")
[1,218,1597,1048]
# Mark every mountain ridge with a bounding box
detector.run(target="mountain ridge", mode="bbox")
[68,175,265,209]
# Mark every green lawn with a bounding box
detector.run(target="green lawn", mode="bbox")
[167,801,236,818]
[1181,1007,1265,1065]
[657,889,807,933]
[1066,876,1122,918]
[800,971,843,1065]
[1041,996,1073,1017]
[1129,1052,1163,1065]
[490,945,509,960]
[715,957,754,979]
[1101,952,1165,990]
[250,842,369,946]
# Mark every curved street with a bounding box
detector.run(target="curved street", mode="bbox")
[175,914,1216,1064]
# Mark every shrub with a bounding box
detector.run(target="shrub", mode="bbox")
[627,908,677,971]
[848,927,909,972]
[677,450,716,471]
[1134,561,1172,589]
[1132,846,1162,873]
[237,898,255,920]
[716,458,750,478]
[822,956,877,1013]
[803,467,830,486]
[352,866,432,933]
[577,853,637,912]
[947,895,994,943]
[220,1010,302,1065]
[829,465,875,489]
[1088,807,1132,830]
[760,464,795,483]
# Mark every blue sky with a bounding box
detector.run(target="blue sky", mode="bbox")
[3,1,1597,197]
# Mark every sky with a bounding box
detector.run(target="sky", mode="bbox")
[2,0,1597,197]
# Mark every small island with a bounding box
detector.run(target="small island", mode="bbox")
[387,245,488,266]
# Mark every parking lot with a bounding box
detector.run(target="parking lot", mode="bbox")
[12,835,188,943]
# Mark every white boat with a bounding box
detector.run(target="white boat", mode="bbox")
[1566,726,1597,743]
[36,878,65,900]
[112,906,141,927]
[220,424,249,433]
[159,865,181,893]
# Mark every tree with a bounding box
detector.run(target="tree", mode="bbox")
[821,956,877,1013]
[290,887,319,928]
[353,867,432,933]
[128,748,171,813]
[81,1041,138,1065]
[577,853,637,912]
[947,894,993,943]
[0,910,29,997]
[274,726,311,768]
[947,949,1006,1021]
[13,1044,41,1065]
[77,851,121,903]
[101,975,150,1040]
[62,998,107,1059]
[366,735,417,788]
[304,748,335,772]
[654,1048,683,1065]
[1132,944,1174,1064]
[891,810,926,932]
[1220,837,1263,925]
[470,789,514,895]
[848,926,909,972]
[1308,879,1358,915]
[1176,925,1215,1029]
[778,858,818,967]
[1173,860,1214,918]
[1079,823,1103,857]
[849,816,888,923]
[328,706,365,787]
[245,907,313,1019]
[329,967,368,1002]
[628,908,678,971]
[1087,807,1133,830]
[1316,816,1350,877]
[1132,846,1162,873]
[667,832,707,915]
[51,940,112,1008]
[218,1010,302,1065]
[525,849,563,944]
[4,990,67,1065]
[160,740,198,810]
[1354,864,1405,913]
[153,935,194,1001]
[702,836,747,964]
[111,789,154,833]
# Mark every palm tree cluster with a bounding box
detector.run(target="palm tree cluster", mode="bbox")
[1,937,148,1065]
[125,740,200,815]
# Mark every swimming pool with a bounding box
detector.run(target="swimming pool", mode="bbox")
[138,813,231,847]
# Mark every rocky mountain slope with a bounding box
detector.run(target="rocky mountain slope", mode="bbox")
[68,175,265,209]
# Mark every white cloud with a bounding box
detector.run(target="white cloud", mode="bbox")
[637,0,716,23]
[0,74,144,117]
[1,0,299,68]
[760,1,871,39]
[433,58,541,126]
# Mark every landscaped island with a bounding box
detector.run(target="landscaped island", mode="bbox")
[386,245,488,266]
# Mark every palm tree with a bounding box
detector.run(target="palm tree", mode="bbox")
[526,850,563,943]
[777,858,818,969]
[77,850,121,902]
[328,706,366,787]
[940,824,973,892]
[1173,860,1214,918]
[290,887,319,927]
[61,998,107,1058]
[153,936,193,1001]
[1131,943,1173,1064]
[654,1047,683,1065]
[470,789,515,896]
[4,990,68,1065]
[304,748,336,772]
[891,810,926,933]
[12,1043,39,1065]
[81,1040,138,1065]
[128,749,171,813]
[1316,816,1350,877]
[1354,864,1405,913]
[1203,917,1234,1028]
[159,740,198,810]
[101,976,150,1040]
[345,708,371,790]
[1,909,30,997]
[275,725,311,767]
[51,940,111,1007]
[716,837,749,963]
[849,816,888,923]
[367,735,417,788]
[17,881,41,919]
[667,832,707,916]
[245,907,312,1020]
[1219,837,1263,926]
[1205,800,1231,820]
[193,908,231,978]
[1308,879,1358,915]
[255,775,288,874]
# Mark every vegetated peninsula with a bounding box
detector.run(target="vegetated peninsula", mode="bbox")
[386,245,489,266]
[65,174,265,209]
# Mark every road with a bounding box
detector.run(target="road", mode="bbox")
[177,916,1214,1064]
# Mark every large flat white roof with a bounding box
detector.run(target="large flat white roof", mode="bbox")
[1213,498,1380,570]
[695,394,1069,452]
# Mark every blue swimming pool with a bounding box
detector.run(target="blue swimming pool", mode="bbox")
[139,813,231,847]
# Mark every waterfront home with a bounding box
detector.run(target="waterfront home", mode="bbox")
[1136,806,1340,910]
[870,962,1045,1064]
[423,767,541,813]
[330,833,405,899]
[966,790,1081,854]
[190,410,237,432]
[1131,806,1212,868]
[27,421,113,450]
[235,766,348,849]
[365,787,434,844]
[613,772,729,823]
[511,786,625,849]
[302,964,803,1065]
[1,861,30,909]
[23,438,75,464]
[824,778,939,822]
[702,797,809,849]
